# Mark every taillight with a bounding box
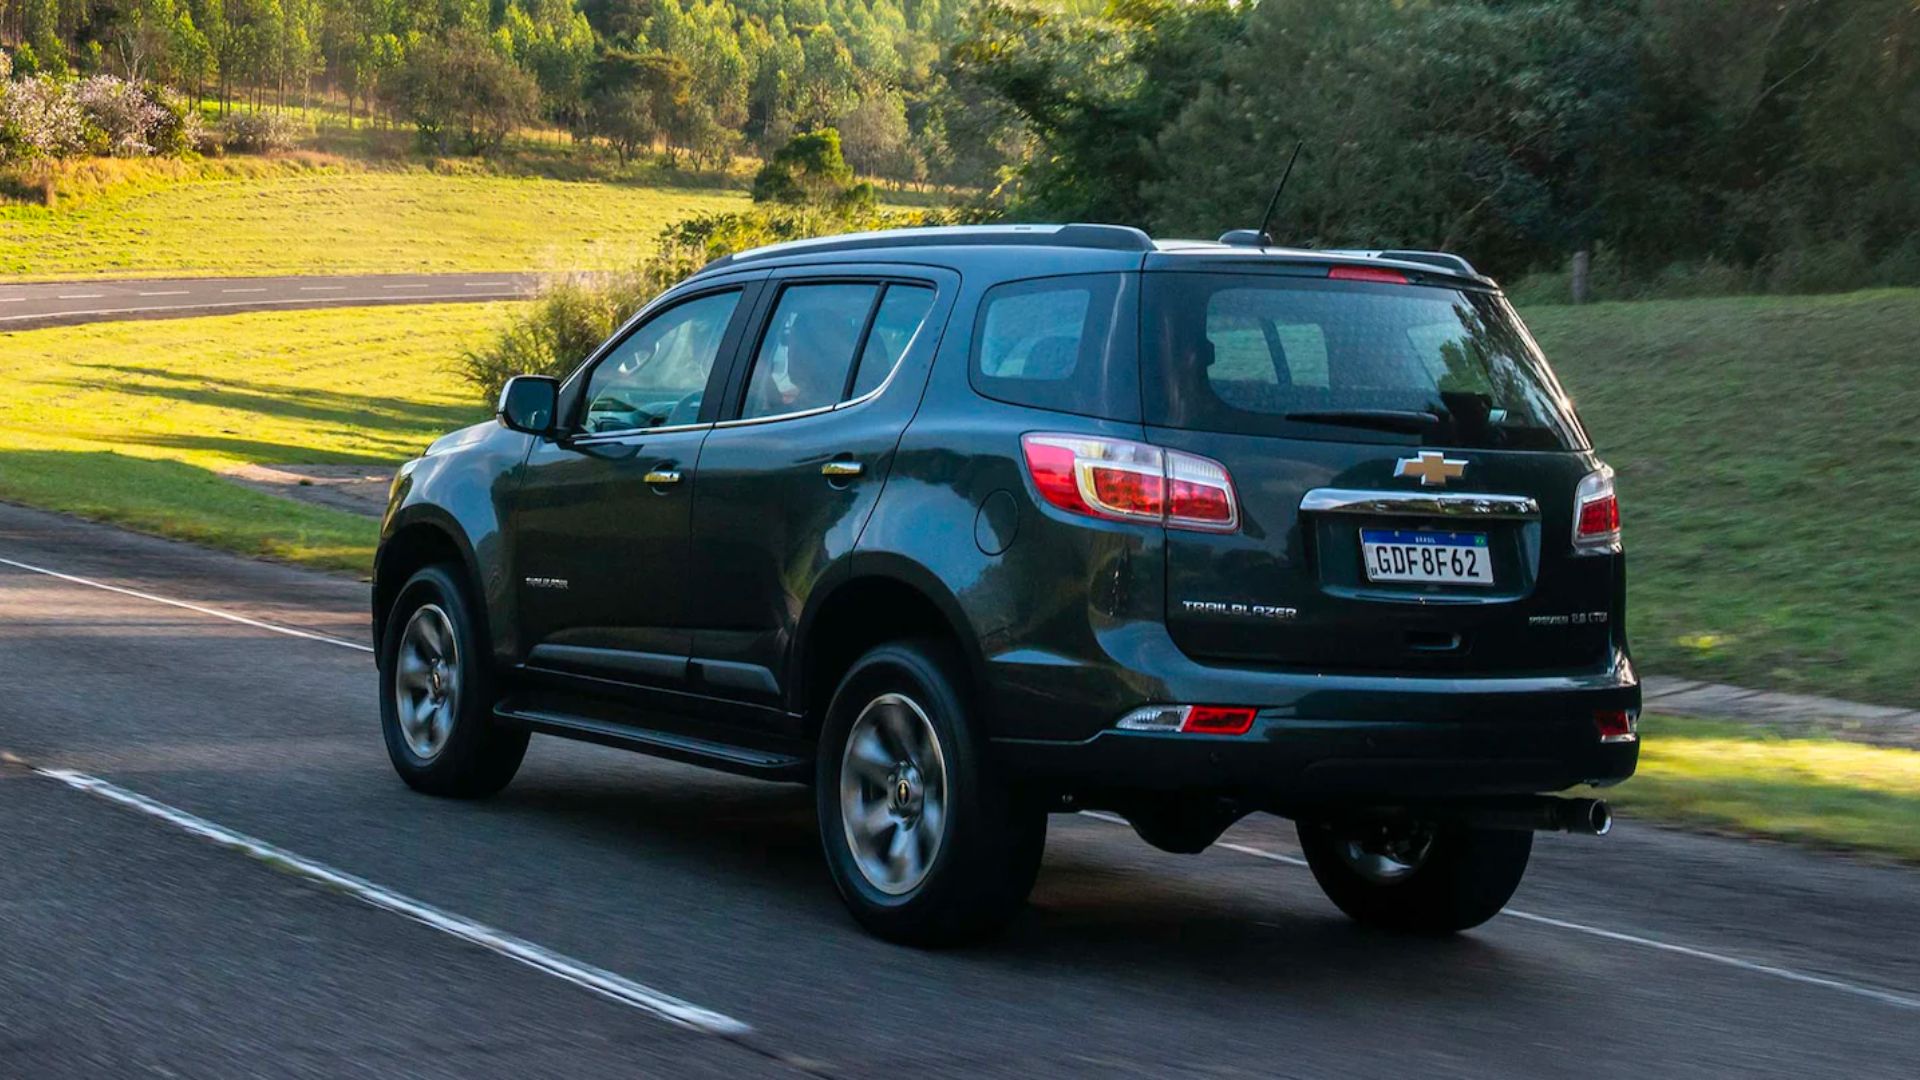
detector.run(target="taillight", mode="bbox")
[1115,704,1259,735]
[1327,264,1410,285]
[1021,433,1239,532]
[1573,465,1621,554]
[1594,709,1638,744]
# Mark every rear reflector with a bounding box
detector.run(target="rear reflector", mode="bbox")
[1022,433,1239,532]
[1115,704,1259,735]
[1594,709,1638,744]
[1327,265,1410,285]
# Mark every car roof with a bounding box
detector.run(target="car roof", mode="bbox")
[690,223,1494,289]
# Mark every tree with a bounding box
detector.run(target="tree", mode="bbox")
[580,46,692,164]
[752,126,869,207]
[387,29,539,154]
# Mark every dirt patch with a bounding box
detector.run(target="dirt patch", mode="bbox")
[222,464,393,518]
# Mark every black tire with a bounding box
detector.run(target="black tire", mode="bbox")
[815,640,1046,946]
[1296,819,1532,934]
[378,564,528,798]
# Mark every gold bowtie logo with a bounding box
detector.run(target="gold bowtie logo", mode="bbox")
[1395,451,1467,487]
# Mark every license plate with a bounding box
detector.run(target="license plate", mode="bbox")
[1360,529,1494,586]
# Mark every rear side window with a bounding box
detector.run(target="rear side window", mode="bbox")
[850,284,936,399]
[970,273,1137,420]
[1143,273,1585,450]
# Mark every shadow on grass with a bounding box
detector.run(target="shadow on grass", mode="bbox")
[67,363,484,434]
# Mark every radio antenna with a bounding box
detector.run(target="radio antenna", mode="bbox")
[1256,141,1305,246]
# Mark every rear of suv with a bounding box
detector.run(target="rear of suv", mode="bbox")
[374,224,1638,945]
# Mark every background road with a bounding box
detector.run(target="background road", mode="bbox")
[0,273,541,330]
[0,500,1915,1078]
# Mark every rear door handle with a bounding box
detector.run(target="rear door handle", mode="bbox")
[643,468,683,485]
[821,461,864,479]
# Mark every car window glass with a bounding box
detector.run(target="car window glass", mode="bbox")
[968,274,1130,418]
[848,284,936,399]
[978,286,1090,381]
[743,283,878,420]
[582,291,740,434]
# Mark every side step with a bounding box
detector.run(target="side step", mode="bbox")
[495,704,810,783]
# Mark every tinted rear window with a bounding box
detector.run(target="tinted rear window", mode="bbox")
[970,273,1138,420]
[1142,272,1586,449]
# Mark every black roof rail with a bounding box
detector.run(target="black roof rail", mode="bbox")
[1321,248,1480,277]
[704,223,1155,270]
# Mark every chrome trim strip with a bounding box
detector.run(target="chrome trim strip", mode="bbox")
[564,421,713,447]
[1300,487,1539,519]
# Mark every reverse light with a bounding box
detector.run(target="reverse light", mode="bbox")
[1327,264,1410,285]
[1022,434,1239,532]
[1116,705,1260,735]
[1573,465,1621,554]
[1594,709,1638,744]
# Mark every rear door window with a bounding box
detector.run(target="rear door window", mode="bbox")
[969,273,1137,420]
[1142,272,1585,449]
[741,283,879,420]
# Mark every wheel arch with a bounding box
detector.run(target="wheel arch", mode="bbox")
[372,509,492,660]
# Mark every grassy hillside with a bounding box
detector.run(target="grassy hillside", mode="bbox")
[1528,289,1920,707]
[0,303,510,570]
[0,168,749,279]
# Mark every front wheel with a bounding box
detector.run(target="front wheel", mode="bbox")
[378,564,528,798]
[1296,818,1532,934]
[816,640,1046,946]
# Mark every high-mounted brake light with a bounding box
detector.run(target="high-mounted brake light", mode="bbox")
[1573,465,1621,554]
[1327,265,1410,285]
[1022,434,1239,532]
[1116,704,1259,735]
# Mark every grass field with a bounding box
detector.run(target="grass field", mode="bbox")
[0,168,749,279]
[1595,716,1920,862]
[0,303,510,570]
[1530,289,1920,707]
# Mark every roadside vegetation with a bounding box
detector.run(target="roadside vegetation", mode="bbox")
[1595,716,1920,863]
[0,302,509,570]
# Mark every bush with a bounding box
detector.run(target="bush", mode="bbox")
[462,203,990,399]
[143,85,203,157]
[222,110,305,154]
[0,76,90,162]
[74,75,165,156]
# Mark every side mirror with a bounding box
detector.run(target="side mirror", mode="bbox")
[497,375,559,436]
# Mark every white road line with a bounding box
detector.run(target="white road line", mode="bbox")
[1078,812,1920,1011]
[35,767,750,1036]
[222,287,268,293]
[1,297,25,303]
[464,280,513,287]
[138,289,190,296]
[0,555,373,653]
[0,294,511,323]
[57,293,106,299]
[383,284,430,289]
[299,285,348,291]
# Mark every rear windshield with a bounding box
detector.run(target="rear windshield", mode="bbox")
[1141,272,1586,450]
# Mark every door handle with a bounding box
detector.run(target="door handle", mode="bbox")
[643,468,683,485]
[821,460,864,479]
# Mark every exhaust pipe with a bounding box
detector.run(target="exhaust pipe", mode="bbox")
[1417,796,1613,835]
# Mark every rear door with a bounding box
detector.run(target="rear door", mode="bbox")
[1140,266,1617,676]
[686,264,957,722]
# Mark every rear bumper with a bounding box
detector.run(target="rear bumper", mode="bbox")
[987,633,1641,804]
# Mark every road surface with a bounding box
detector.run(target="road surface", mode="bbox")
[0,501,1915,1078]
[0,273,541,330]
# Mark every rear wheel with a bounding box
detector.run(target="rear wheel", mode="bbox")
[379,564,528,798]
[1296,818,1531,933]
[816,640,1046,946]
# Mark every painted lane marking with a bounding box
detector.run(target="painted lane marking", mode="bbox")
[57,293,106,299]
[221,287,269,293]
[0,555,373,653]
[1,297,26,303]
[0,294,515,323]
[138,289,190,296]
[35,767,750,1036]
[382,284,431,290]
[300,285,348,291]
[464,280,513,287]
[1078,811,1919,1010]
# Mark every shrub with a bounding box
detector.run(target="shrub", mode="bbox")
[0,76,90,162]
[74,75,165,157]
[142,85,203,157]
[753,128,860,206]
[222,110,305,154]
[462,203,990,399]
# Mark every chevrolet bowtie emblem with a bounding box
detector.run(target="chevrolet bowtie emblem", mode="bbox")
[1395,451,1467,487]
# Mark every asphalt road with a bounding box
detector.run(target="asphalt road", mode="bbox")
[0,273,541,330]
[0,501,1915,1078]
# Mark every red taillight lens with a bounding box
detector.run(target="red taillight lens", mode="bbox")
[1181,705,1258,735]
[1594,709,1638,743]
[1327,264,1410,285]
[1021,434,1238,532]
[1573,465,1621,553]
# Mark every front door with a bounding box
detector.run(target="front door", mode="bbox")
[510,283,757,688]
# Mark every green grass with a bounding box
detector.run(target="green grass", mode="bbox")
[1527,289,1920,707]
[0,168,749,279]
[1599,716,1920,862]
[0,303,516,571]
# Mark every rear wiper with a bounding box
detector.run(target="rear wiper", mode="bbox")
[1283,409,1443,434]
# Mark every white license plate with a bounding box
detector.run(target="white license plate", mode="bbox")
[1361,529,1494,586]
